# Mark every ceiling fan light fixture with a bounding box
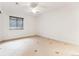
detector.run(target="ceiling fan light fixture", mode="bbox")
[32,8,40,14]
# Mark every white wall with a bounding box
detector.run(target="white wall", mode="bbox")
[0,8,37,40]
[38,6,79,45]
[0,15,2,39]
[1,3,79,45]
[0,14,3,40]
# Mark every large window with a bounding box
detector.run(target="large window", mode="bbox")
[9,16,24,30]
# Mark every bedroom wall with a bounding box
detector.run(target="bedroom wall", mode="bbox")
[0,13,4,41]
[0,8,37,40]
[1,3,79,45]
[38,6,79,45]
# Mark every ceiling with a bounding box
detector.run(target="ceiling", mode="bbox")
[0,2,79,15]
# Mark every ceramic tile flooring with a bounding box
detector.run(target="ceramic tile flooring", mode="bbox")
[0,36,79,56]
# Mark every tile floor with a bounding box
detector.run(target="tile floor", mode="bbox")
[0,36,79,56]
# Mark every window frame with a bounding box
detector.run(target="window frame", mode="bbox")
[9,16,24,30]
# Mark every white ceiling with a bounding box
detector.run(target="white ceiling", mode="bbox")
[0,2,79,15]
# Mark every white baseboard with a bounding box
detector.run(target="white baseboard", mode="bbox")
[38,34,79,46]
[1,34,36,41]
[1,34,79,46]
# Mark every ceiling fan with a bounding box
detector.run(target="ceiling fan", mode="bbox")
[16,2,40,14]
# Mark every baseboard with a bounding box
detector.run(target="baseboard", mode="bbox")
[37,34,79,46]
[0,34,79,46]
[0,34,37,44]
[9,34,37,39]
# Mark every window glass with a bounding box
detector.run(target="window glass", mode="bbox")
[9,16,24,30]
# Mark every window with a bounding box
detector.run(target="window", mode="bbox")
[9,16,24,30]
